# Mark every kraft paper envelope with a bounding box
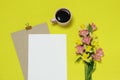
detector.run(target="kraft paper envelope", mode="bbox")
[11,23,49,80]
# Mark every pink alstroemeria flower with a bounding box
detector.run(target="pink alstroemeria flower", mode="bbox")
[80,30,89,37]
[76,45,84,54]
[91,23,97,31]
[82,36,92,45]
[92,48,104,61]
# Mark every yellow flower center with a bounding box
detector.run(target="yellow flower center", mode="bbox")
[86,46,92,52]
[83,53,89,60]
[80,24,86,29]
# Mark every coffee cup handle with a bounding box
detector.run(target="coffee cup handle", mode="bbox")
[51,18,57,24]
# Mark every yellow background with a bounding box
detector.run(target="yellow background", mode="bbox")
[0,0,120,80]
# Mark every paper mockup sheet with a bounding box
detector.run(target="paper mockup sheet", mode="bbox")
[28,34,67,80]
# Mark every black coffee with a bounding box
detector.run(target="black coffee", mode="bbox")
[55,9,71,23]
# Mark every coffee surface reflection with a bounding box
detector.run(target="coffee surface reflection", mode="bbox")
[55,9,71,23]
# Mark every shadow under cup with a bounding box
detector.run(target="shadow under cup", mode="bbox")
[55,8,71,23]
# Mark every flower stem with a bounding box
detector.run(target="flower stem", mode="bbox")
[84,61,94,80]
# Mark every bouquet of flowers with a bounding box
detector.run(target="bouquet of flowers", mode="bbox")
[75,23,104,80]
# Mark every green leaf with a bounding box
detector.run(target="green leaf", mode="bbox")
[88,24,93,33]
[75,57,82,63]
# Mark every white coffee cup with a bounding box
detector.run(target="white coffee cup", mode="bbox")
[51,8,72,26]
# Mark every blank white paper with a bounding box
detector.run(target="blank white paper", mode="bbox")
[28,34,67,80]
